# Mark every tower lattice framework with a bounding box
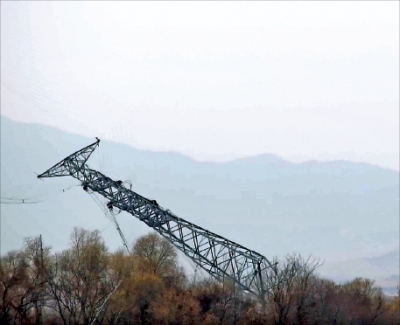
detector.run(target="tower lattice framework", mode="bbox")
[38,138,275,302]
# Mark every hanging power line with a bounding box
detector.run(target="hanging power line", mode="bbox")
[1,184,79,205]
[88,192,130,254]
[0,198,44,204]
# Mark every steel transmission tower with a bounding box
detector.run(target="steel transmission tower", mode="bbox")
[38,138,274,302]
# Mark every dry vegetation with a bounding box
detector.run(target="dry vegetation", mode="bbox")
[1,228,399,325]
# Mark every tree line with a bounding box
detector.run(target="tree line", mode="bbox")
[1,228,399,325]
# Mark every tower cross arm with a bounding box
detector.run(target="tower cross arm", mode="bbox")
[37,138,100,179]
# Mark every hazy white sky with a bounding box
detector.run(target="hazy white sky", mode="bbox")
[1,1,399,170]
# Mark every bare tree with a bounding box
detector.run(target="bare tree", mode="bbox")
[340,277,386,325]
[0,236,51,325]
[306,277,340,325]
[190,277,255,325]
[264,254,322,325]
[0,250,29,324]
[45,228,117,325]
[132,233,178,278]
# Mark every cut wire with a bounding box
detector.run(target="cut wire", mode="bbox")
[88,192,130,254]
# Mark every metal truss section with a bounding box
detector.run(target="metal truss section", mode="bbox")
[38,138,273,301]
[37,138,100,179]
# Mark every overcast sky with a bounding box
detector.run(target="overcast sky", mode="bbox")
[1,1,399,170]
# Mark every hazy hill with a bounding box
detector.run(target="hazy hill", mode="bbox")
[320,249,400,296]
[1,115,398,293]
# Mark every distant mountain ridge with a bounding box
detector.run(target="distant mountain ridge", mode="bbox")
[1,115,399,295]
[320,249,400,296]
